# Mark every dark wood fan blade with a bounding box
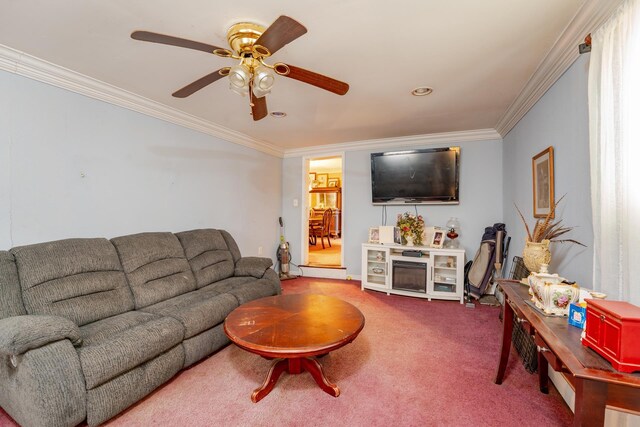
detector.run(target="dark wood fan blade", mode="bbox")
[131,31,224,54]
[172,69,228,98]
[251,89,268,121]
[254,16,307,55]
[282,64,349,95]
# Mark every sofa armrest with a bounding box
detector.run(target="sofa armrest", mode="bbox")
[234,256,274,279]
[0,339,86,427]
[0,315,81,357]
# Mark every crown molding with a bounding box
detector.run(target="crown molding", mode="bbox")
[495,0,624,137]
[283,128,502,158]
[0,44,285,158]
[2,1,620,157]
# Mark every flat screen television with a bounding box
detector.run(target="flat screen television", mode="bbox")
[371,146,460,204]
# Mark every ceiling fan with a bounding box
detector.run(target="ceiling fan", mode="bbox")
[131,15,350,121]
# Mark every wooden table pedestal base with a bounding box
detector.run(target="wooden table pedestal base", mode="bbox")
[252,357,340,403]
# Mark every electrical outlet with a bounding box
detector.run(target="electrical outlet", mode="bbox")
[258,246,263,255]
[293,198,299,207]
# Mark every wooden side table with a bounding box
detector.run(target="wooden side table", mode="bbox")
[495,281,640,426]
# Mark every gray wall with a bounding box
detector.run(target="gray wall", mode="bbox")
[503,54,593,286]
[0,70,282,257]
[282,139,503,277]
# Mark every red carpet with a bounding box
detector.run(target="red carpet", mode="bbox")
[0,278,573,426]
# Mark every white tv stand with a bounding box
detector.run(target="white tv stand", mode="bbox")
[361,243,465,303]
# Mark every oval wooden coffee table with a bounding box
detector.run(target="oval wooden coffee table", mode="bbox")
[224,293,365,402]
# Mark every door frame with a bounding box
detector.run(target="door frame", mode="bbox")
[301,152,345,270]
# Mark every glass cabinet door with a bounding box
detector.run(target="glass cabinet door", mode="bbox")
[432,254,458,294]
[366,249,387,286]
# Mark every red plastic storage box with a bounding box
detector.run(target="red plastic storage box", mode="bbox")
[581,299,640,373]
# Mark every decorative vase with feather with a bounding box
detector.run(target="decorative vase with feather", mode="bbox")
[516,195,585,273]
[523,239,552,273]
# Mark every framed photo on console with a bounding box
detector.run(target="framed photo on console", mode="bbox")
[532,146,554,218]
[368,227,379,243]
[430,229,445,248]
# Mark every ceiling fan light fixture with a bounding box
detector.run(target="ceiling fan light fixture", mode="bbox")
[254,66,275,91]
[252,85,271,98]
[132,16,349,122]
[229,82,249,96]
[411,86,433,96]
[229,64,251,89]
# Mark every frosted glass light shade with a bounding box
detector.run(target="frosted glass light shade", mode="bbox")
[252,66,275,98]
[254,66,275,90]
[229,82,249,96]
[229,64,251,89]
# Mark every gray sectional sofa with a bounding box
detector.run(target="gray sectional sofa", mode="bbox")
[0,229,281,427]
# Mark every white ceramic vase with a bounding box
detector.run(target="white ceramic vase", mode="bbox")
[405,235,414,246]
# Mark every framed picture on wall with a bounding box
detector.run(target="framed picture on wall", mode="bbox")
[532,146,555,218]
[316,173,328,187]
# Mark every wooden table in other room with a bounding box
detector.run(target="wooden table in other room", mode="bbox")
[224,294,365,402]
[495,281,640,427]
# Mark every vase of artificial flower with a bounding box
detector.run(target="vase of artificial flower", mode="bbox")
[396,212,425,246]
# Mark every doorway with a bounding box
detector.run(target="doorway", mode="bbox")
[304,155,343,268]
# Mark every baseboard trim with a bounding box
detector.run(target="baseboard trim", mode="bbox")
[299,264,346,269]
[296,266,347,280]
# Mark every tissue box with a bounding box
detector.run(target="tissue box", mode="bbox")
[568,302,586,328]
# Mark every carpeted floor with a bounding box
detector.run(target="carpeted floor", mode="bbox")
[0,278,573,426]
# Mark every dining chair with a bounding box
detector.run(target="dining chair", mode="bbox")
[309,223,317,245]
[310,208,332,249]
[309,209,319,245]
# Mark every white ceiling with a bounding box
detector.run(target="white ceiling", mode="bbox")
[0,1,604,153]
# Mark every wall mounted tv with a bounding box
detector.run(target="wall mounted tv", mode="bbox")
[371,146,460,205]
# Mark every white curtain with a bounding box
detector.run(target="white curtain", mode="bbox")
[589,0,640,304]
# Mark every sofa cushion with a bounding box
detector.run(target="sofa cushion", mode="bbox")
[11,238,133,326]
[175,229,236,288]
[182,324,229,368]
[220,230,242,263]
[197,276,255,295]
[111,232,196,309]
[78,311,184,390]
[86,345,184,427]
[140,291,238,339]
[198,277,278,305]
